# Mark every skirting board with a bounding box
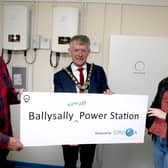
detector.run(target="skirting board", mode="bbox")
[7,160,64,168]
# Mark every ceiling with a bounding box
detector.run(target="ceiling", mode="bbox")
[2,0,168,6]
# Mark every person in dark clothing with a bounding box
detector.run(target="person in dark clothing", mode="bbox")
[54,35,111,168]
[147,77,168,168]
[0,56,23,167]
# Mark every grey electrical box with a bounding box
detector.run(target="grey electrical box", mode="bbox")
[12,67,26,89]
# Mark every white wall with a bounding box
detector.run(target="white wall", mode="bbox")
[1,1,168,167]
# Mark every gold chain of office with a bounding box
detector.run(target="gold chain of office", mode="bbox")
[63,64,94,91]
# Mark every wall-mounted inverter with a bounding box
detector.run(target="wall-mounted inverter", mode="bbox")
[3,5,30,50]
[51,7,79,53]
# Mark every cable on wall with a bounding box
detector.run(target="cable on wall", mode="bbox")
[1,49,12,64]
[24,49,37,64]
[50,51,61,68]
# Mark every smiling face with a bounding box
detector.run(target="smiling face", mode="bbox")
[68,35,90,68]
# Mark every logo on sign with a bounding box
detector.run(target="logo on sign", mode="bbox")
[113,128,137,137]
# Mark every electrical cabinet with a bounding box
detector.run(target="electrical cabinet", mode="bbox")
[3,5,30,50]
[51,7,79,53]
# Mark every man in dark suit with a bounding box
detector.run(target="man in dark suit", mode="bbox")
[54,35,111,168]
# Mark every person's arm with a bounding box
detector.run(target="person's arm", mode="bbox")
[0,56,23,104]
[147,108,168,122]
[104,89,112,94]
[95,66,111,93]
[100,69,112,94]
[0,132,10,149]
[8,88,24,105]
[0,132,23,151]
[8,88,19,104]
[7,137,23,151]
[54,73,64,92]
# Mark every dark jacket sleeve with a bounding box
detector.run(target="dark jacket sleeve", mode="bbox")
[0,132,10,149]
[8,88,20,105]
[99,66,109,92]
[88,65,110,93]
[54,73,64,92]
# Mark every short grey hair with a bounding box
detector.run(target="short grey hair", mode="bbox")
[70,35,90,47]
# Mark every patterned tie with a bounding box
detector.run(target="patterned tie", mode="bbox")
[78,68,84,92]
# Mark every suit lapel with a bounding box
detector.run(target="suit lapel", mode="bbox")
[86,63,93,93]
[86,63,90,77]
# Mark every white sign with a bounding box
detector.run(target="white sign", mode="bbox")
[20,92,148,146]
